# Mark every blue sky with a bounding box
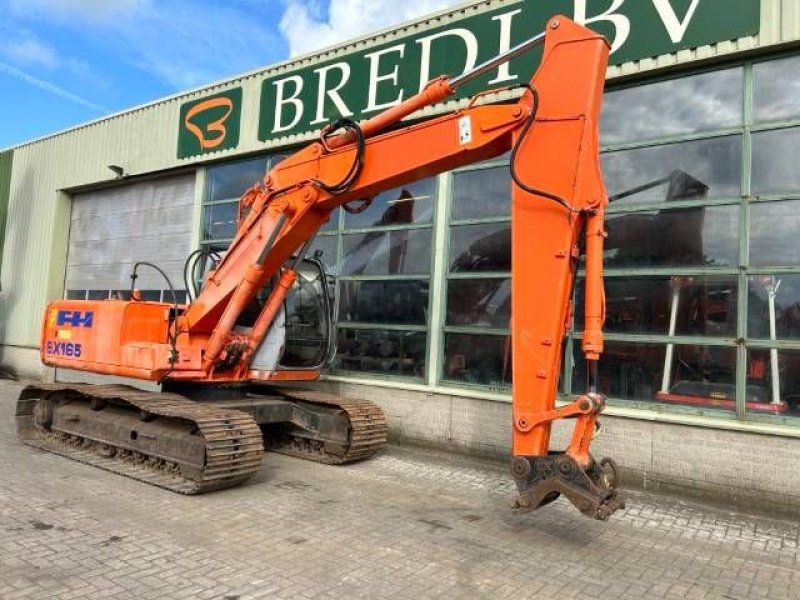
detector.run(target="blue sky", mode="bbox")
[0,0,463,149]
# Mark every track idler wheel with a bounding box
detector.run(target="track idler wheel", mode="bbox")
[512,453,625,520]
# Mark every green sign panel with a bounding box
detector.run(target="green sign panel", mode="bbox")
[177,87,242,158]
[256,0,759,142]
[175,0,761,154]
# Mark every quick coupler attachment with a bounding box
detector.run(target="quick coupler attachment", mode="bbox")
[511,453,624,520]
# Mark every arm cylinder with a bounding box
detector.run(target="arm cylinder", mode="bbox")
[582,209,606,361]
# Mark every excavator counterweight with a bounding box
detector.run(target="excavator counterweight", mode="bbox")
[18,16,622,519]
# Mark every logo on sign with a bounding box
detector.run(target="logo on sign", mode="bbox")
[56,310,94,328]
[177,88,242,159]
[184,97,235,150]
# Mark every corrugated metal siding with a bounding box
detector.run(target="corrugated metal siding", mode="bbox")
[2,0,799,347]
[66,174,194,292]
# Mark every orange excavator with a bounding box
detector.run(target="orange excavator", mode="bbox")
[16,17,622,519]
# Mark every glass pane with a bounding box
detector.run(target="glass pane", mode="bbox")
[750,200,800,266]
[442,333,511,390]
[138,290,161,302]
[203,202,237,242]
[206,157,268,202]
[748,275,800,341]
[65,290,87,300]
[754,56,800,123]
[575,276,738,336]
[335,328,425,379]
[87,289,109,300]
[342,229,432,276]
[319,208,340,233]
[573,342,735,412]
[603,205,739,268]
[602,68,743,144]
[602,136,742,205]
[343,180,435,229]
[451,166,511,220]
[339,280,428,325]
[308,235,338,274]
[446,279,510,328]
[752,127,800,195]
[449,222,510,273]
[746,349,800,417]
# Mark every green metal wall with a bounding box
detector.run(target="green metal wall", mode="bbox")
[0,149,12,280]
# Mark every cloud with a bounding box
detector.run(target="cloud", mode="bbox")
[0,60,107,113]
[0,31,59,68]
[5,0,286,90]
[6,0,148,23]
[279,0,468,57]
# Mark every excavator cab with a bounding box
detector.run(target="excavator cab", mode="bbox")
[243,257,335,373]
[280,257,335,370]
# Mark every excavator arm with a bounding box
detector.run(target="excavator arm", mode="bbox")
[182,16,620,518]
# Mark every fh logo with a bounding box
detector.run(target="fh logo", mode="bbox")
[184,96,234,150]
[56,310,94,328]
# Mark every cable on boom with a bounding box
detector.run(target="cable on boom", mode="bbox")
[312,118,367,199]
[510,84,579,214]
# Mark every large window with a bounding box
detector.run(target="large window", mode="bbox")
[199,52,800,424]
[442,163,512,391]
[329,180,435,380]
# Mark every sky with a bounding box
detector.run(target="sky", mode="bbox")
[0,0,465,149]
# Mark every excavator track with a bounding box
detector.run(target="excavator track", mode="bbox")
[15,383,264,494]
[268,389,387,464]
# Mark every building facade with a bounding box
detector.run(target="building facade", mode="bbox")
[2,0,800,512]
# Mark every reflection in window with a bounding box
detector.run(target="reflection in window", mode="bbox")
[748,275,800,341]
[750,200,800,267]
[206,157,269,202]
[342,229,431,276]
[747,349,800,416]
[754,56,800,123]
[446,279,510,328]
[603,206,739,268]
[574,342,735,412]
[451,167,512,220]
[203,202,237,241]
[308,235,338,274]
[319,208,340,233]
[449,223,510,273]
[442,334,511,389]
[602,136,742,204]
[343,181,435,229]
[339,280,428,325]
[335,329,425,379]
[602,68,743,144]
[575,276,737,336]
[752,128,800,195]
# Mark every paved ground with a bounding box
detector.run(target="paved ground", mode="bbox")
[1,381,799,600]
